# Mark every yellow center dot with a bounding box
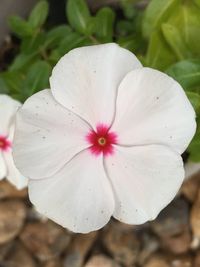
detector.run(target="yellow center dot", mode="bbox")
[98,137,106,146]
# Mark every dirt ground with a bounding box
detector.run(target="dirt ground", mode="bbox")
[0,171,199,267]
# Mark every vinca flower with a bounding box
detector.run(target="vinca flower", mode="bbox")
[13,43,196,233]
[0,95,27,189]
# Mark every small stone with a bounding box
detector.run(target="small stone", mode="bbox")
[161,230,191,254]
[103,221,140,266]
[169,255,193,267]
[191,189,200,238]
[194,251,200,267]
[84,255,120,267]
[138,232,160,265]
[27,207,48,222]
[0,180,27,199]
[0,242,13,261]
[181,175,200,203]
[20,221,71,261]
[184,162,200,181]
[190,236,200,250]
[151,198,191,254]
[144,254,170,267]
[0,200,26,244]
[41,259,63,267]
[64,231,98,267]
[151,198,189,238]
[4,241,36,267]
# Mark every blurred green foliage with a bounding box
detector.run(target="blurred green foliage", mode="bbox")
[0,0,200,161]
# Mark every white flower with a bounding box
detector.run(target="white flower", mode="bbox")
[0,95,28,189]
[13,43,196,233]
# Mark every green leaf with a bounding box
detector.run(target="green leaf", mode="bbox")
[181,5,200,56]
[21,61,51,99]
[116,20,134,36]
[121,1,137,19]
[0,76,9,94]
[48,50,61,64]
[49,33,91,64]
[167,4,200,57]
[166,60,200,89]
[0,71,24,94]
[28,0,49,29]
[44,25,72,49]
[162,23,190,60]
[87,17,97,37]
[194,0,200,8]
[186,91,200,113]
[188,117,200,162]
[188,139,200,162]
[9,52,38,71]
[95,7,115,42]
[145,31,176,70]
[21,33,46,54]
[8,16,34,38]
[57,32,90,56]
[66,0,92,35]
[142,0,181,39]
[117,35,141,53]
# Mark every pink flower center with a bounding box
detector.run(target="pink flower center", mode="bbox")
[0,135,11,152]
[86,124,118,157]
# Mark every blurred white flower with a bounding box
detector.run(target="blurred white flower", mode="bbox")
[0,95,27,189]
[13,43,196,233]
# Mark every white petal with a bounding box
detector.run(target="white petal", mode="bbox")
[0,152,6,180]
[29,150,114,233]
[0,94,21,135]
[112,68,196,154]
[13,89,91,180]
[4,151,28,189]
[104,145,184,224]
[50,43,142,128]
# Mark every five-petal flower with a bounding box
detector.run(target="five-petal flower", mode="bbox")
[0,94,27,189]
[13,43,196,233]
